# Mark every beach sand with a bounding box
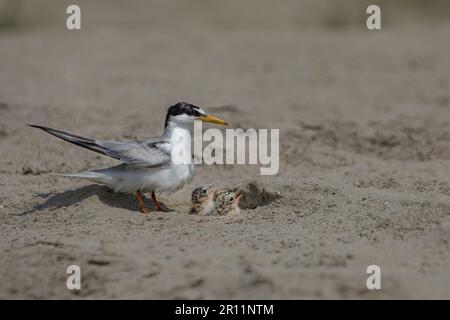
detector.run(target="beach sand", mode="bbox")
[1,0,450,298]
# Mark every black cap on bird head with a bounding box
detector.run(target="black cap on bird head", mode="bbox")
[164,101,229,128]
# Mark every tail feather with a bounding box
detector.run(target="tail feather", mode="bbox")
[52,171,114,185]
[28,125,119,159]
[52,172,99,179]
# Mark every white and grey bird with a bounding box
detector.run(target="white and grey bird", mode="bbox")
[214,190,242,216]
[189,186,216,215]
[29,102,229,213]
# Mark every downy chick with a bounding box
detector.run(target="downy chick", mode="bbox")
[214,190,242,216]
[190,186,216,215]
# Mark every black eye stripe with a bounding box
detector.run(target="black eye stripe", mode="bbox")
[167,103,201,117]
[191,109,201,117]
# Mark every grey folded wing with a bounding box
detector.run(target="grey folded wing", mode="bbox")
[96,139,171,168]
[28,125,171,168]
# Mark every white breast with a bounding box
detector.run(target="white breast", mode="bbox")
[145,126,195,193]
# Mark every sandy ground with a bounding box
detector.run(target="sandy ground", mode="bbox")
[1,0,450,299]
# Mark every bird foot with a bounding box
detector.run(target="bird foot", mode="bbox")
[151,191,168,212]
[140,206,150,214]
[135,191,150,214]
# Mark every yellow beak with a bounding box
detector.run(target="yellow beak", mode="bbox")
[200,114,229,126]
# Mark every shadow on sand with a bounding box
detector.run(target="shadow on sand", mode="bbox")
[19,184,171,216]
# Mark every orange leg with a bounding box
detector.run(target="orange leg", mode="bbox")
[151,191,165,212]
[135,191,149,213]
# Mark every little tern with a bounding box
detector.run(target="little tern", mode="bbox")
[214,190,242,216]
[190,186,216,215]
[29,102,229,213]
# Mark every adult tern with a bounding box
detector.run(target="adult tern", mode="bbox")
[29,102,229,213]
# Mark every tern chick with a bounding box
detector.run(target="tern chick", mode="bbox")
[190,186,216,215]
[214,190,242,216]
